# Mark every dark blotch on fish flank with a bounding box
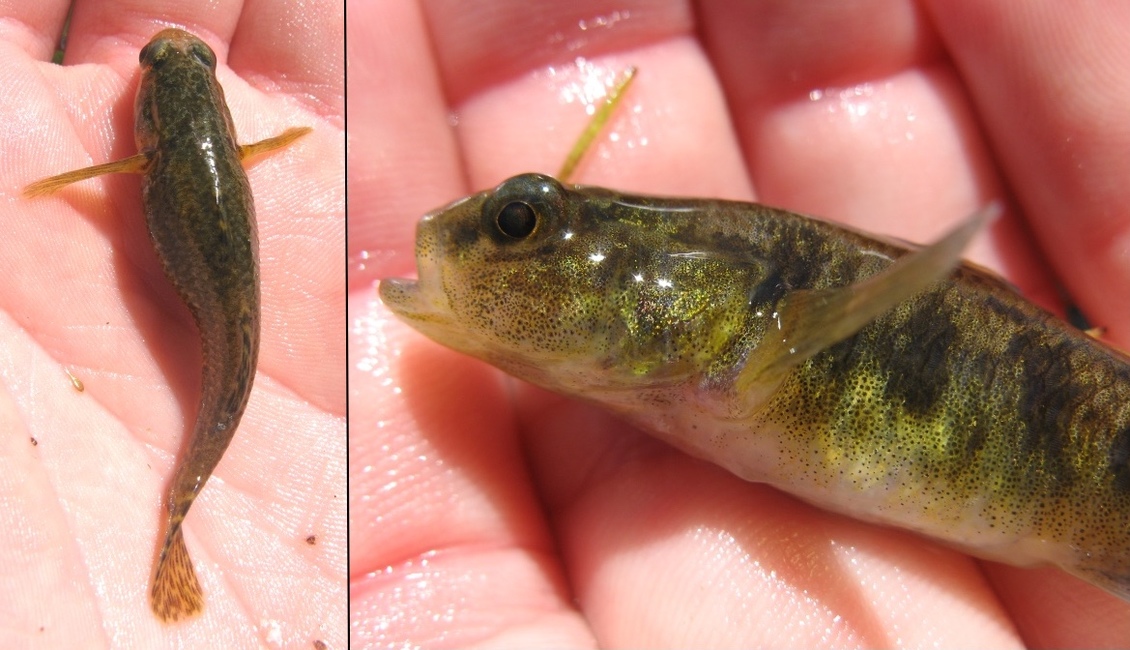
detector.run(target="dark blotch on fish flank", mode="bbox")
[881,291,956,417]
[1009,329,1083,491]
[742,219,822,309]
[981,291,1031,325]
[822,328,868,389]
[746,266,786,311]
[1110,426,1130,493]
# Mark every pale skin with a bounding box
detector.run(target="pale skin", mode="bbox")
[353,0,1130,647]
[1,1,344,647]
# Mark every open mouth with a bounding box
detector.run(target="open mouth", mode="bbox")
[378,197,476,334]
[378,265,454,329]
[377,277,416,305]
[378,210,442,321]
[378,277,436,322]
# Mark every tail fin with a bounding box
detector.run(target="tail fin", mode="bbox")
[150,526,204,622]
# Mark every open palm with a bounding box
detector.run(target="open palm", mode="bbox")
[352,0,1130,647]
[0,1,344,647]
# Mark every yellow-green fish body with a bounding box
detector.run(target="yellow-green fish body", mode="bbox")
[381,172,1130,602]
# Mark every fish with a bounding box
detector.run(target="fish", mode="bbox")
[25,28,312,622]
[379,171,1130,604]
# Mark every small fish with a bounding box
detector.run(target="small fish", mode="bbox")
[64,368,84,392]
[26,28,311,622]
[380,170,1130,603]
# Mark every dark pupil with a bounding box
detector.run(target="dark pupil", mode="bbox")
[190,45,214,69]
[496,202,537,238]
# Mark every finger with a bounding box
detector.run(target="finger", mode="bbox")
[927,0,1130,638]
[347,0,462,289]
[422,0,691,106]
[349,297,582,646]
[229,0,344,116]
[699,0,1058,309]
[420,0,750,198]
[63,0,240,65]
[0,0,71,61]
[351,1,589,647]
[928,0,1130,350]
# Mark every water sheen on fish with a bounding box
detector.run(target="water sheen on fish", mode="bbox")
[136,28,261,623]
[380,172,1130,603]
[25,27,312,622]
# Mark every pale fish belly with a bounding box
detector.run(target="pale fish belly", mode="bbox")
[607,380,1083,573]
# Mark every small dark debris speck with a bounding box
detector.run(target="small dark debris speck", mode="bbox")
[306,535,317,545]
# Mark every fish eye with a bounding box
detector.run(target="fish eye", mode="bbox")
[189,42,217,70]
[496,202,538,239]
[483,173,566,244]
[140,40,172,67]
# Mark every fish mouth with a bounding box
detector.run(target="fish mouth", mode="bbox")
[378,195,482,341]
[378,213,456,332]
[379,273,487,361]
[378,277,450,325]
[377,277,418,311]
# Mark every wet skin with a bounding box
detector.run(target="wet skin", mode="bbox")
[355,1,1130,646]
[381,173,1130,603]
[26,27,310,622]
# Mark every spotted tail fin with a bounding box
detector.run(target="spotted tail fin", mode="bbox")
[150,526,203,622]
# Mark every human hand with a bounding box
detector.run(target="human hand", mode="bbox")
[1,1,344,646]
[352,0,1130,646]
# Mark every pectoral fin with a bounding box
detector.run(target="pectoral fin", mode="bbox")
[733,204,999,411]
[24,126,311,199]
[238,126,312,163]
[23,153,151,197]
[1067,566,1130,604]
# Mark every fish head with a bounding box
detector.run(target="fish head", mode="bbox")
[380,173,636,391]
[380,173,763,393]
[135,28,235,158]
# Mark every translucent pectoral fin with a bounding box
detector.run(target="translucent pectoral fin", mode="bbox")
[1064,566,1130,603]
[733,204,998,410]
[238,126,313,163]
[23,153,151,197]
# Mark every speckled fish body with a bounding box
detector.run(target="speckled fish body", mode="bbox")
[24,27,312,623]
[380,172,1130,602]
[136,29,260,621]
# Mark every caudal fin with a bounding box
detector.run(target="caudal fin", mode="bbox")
[150,527,203,622]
